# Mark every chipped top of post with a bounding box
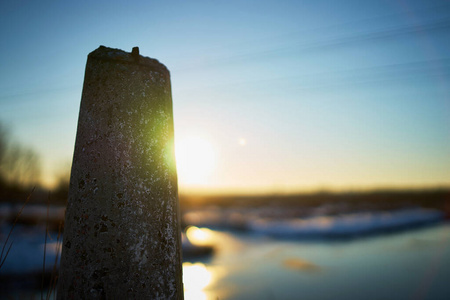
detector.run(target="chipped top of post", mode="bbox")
[88,45,169,76]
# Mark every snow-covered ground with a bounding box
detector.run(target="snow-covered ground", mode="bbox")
[247,208,445,238]
[0,225,61,275]
[183,206,446,238]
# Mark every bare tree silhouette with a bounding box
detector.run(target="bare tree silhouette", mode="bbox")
[0,122,41,189]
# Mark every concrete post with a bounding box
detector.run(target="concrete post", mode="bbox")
[58,46,183,299]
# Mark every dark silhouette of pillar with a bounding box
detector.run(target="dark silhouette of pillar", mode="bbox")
[58,46,183,299]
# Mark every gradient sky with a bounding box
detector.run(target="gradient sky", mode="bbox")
[1,0,449,194]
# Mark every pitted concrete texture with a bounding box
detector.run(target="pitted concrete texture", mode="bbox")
[57,46,183,299]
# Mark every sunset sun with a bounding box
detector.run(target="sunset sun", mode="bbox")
[175,136,215,185]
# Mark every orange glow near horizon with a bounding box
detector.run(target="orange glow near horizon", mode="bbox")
[35,132,449,195]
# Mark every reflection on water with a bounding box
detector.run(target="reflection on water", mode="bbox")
[283,258,321,272]
[183,263,212,300]
[182,261,228,300]
[186,226,214,246]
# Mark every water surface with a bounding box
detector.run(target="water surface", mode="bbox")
[184,223,450,300]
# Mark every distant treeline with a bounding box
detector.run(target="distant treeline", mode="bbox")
[0,122,69,204]
[179,189,450,212]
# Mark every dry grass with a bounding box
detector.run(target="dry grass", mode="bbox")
[0,186,35,270]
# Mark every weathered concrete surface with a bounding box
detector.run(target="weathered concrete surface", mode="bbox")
[57,46,183,299]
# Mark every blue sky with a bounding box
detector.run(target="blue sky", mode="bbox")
[0,0,449,193]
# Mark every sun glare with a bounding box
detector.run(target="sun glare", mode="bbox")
[175,136,215,185]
